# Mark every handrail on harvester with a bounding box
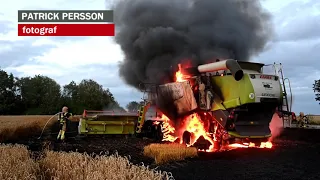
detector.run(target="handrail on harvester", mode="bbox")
[82,109,139,118]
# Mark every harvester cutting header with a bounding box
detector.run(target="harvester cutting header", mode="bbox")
[76,59,292,152]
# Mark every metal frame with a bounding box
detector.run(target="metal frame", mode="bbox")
[271,63,293,128]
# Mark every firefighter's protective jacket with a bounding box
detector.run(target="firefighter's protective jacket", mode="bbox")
[58,112,72,124]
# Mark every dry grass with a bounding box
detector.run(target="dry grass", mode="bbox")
[294,114,320,125]
[0,144,39,180]
[307,115,320,125]
[0,115,80,142]
[0,144,173,180]
[0,115,54,142]
[144,143,198,165]
[39,151,172,180]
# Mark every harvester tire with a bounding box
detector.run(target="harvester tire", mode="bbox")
[154,124,163,142]
[183,131,192,145]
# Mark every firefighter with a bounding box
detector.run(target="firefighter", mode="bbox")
[298,112,308,128]
[57,106,72,141]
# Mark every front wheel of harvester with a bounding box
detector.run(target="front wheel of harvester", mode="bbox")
[182,131,192,145]
[154,124,163,142]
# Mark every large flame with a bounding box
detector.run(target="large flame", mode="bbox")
[160,114,178,142]
[157,64,273,152]
[229,141,272,149]
[175,64,189,82]
[182,113,215,151]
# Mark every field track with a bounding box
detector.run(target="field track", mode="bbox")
[2,119,320,180]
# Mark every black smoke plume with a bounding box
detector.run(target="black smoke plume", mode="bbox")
[113,0,273,89]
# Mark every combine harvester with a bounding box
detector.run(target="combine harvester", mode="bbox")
[74,59,293,151]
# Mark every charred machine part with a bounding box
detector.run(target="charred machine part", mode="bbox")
[155,81,198,121]
[182,59,244,81]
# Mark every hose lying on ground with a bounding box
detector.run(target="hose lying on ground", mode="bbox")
[37,112,60,139]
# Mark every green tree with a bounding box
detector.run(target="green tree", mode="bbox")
[61,81,80,113]
[126,101,140,112]
[0,69,22,115]
[17,75,61,114]
[61,79,124,114]
[313,80,320,104]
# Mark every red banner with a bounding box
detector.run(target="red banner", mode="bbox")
[18,24,115,36]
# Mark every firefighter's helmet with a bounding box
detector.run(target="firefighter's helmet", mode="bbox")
[62,106,68,112]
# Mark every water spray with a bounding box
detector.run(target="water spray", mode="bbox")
[37,112,60,139]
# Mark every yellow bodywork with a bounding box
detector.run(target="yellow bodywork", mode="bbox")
[78,114,137,135]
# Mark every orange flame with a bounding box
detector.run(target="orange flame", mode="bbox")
[260,141,273,148]
[160,114,178,142]
[175,64,189,82]
[182,113,215,151]
[228,141,273,149]
[159,110,273,151]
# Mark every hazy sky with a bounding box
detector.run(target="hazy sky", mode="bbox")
[0,0,319,114]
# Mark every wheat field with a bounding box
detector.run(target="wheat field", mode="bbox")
[1,114,319,179]
[0,115,81,142]
[0,116,175,179]
[306,115,320,124]
[144,143,198,164]
[0,115,55,142]
[0,144,39,179]
[0,144,173,180]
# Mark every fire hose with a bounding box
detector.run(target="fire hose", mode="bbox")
[37,112,60,139]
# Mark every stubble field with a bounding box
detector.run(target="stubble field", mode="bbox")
[1,115,320,180]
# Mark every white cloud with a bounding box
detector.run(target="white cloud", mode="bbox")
[32,37,123,67]
[0,0,143,107]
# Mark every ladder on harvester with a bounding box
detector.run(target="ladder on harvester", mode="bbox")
[135,103,150,133]
[273,63,293,128]
[135,83,156,134]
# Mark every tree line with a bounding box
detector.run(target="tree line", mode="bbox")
[0,69,142,115]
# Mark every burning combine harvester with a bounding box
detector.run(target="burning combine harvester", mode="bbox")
[77,59,292,152]
[136,59,290,152]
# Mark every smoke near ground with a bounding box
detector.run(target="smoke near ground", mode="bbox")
[269,113,284,141]
[113,0,273,89]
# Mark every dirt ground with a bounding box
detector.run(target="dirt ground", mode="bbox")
[5,121,320,180]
